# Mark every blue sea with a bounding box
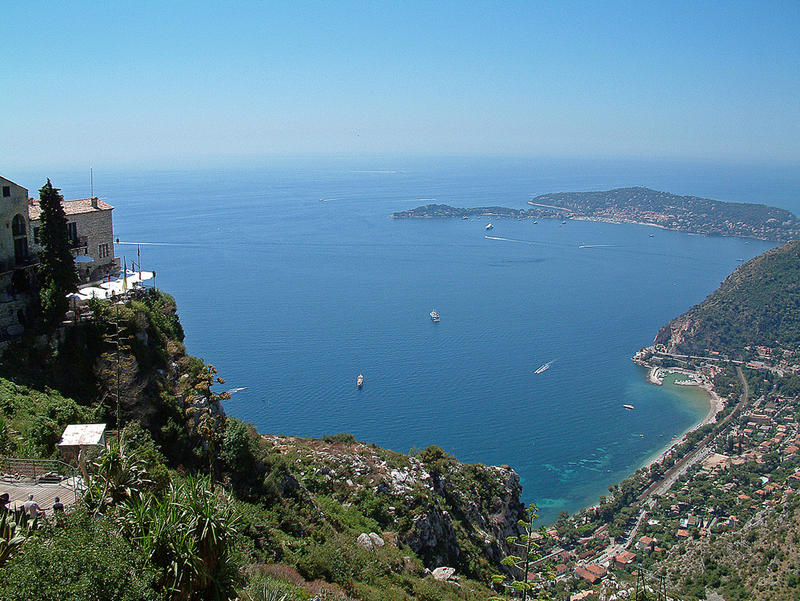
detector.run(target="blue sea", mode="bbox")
[14,156,799,523]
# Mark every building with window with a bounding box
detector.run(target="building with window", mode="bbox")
[0,176,34,274]
[28,195,118,282]
[0,175,121,339]
[0,176,37,336]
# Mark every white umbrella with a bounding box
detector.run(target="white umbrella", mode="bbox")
[76,286,109,300]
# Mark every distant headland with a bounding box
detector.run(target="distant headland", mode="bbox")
[392,186,800,242]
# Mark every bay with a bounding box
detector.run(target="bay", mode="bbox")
[13,156,792,523]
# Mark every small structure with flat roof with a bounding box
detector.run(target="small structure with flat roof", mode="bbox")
[58,423,107,460]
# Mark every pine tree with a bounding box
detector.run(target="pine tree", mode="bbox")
[37,179,78,328]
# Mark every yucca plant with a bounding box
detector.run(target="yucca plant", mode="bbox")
[85,437,154,512]
[0,509,38,568]
[119,474,239,601]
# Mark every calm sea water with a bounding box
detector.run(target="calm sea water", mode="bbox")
[13,156,796,523]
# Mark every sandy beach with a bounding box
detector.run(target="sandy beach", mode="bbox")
[640,372,725,471]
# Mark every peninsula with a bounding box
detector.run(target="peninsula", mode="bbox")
[392,187,800,242]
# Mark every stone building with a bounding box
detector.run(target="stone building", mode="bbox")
[0,176,38,336]
[28,195,118,283]
[0,174,120,338]
[0,176,35,277]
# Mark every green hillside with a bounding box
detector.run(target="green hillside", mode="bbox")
[654,240,800,357]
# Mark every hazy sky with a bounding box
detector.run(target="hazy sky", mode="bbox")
[2,1,799,169]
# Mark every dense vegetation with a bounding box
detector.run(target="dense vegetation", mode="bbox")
[655,240,800,357]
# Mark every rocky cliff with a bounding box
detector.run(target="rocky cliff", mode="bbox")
[262,435,525,578]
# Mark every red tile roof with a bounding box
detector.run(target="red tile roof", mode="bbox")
[574,566,601,584]
[29,197,114,221]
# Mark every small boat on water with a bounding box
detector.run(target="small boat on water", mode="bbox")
[430,310,440,322]
[357,374,364,388]
[462,215,469,220]
[623,404,635,410]
[534,360,554,374]
[485,223,493,230]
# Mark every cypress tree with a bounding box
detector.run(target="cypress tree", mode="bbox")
[37,179,78,328]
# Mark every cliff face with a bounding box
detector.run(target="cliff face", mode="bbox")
[262,435,525,577]
[653,316,697,352]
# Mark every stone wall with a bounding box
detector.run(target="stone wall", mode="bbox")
[30,204,116,282]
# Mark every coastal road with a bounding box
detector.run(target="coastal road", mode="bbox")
[651,350,744,365]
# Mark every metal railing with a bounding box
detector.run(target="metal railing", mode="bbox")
[0,457,81,487]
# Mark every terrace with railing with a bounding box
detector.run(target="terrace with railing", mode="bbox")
[0,457,83,513]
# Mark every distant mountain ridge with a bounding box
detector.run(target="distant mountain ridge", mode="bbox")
[654,239,800,357]
[392,187,800,242]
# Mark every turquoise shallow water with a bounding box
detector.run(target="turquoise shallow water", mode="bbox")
[12,156,793,522]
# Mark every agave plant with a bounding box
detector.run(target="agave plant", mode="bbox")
[119,474,240,601]
[0,510,38,568]
[85,437,154,511]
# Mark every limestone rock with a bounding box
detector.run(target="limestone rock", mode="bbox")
[432,566,456,581]
[368,532,385,548]
[357,532,385,550]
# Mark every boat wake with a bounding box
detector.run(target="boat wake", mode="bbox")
[534,359,556,374]
[578,244,617,248]
[227,387,248,395]
[350,170,399,174]
[484,235,538,245]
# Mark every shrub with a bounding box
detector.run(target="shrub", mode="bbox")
[322,433,357,444]
[0,509,158,601]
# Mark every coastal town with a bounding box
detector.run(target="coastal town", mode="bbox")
[527,339,800,599]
